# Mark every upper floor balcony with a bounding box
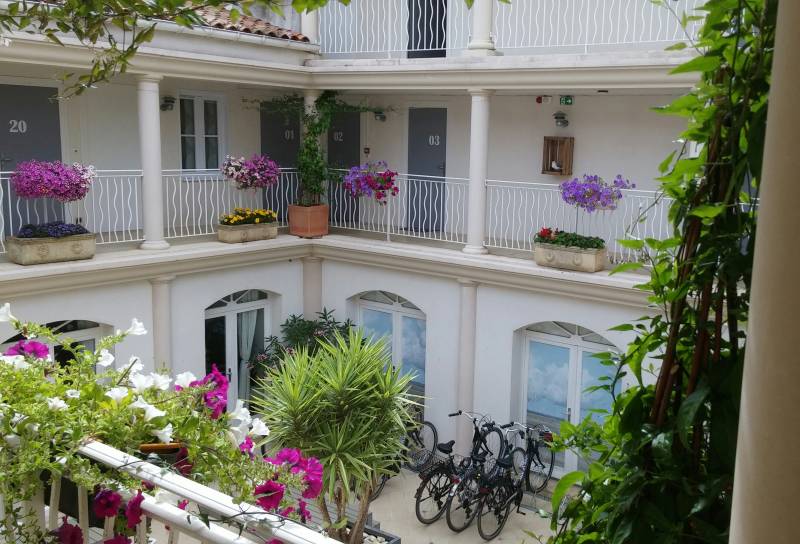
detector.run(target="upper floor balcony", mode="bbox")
[316,0,704,59]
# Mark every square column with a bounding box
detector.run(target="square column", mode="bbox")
[463,89,493,255]
[455,279,478,453]
[137,75,169,250]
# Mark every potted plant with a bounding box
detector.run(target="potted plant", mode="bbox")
[533,227,608,272]
[218,207,279,243]
[342,161,399,204]
[532,174,635,272]
[252,329,414,544]
[6,160,96,265]
[0,305,322,543]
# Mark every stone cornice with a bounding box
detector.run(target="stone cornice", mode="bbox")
[0,235,652,308]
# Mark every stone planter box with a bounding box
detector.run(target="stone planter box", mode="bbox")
[288,204,329,238]
[533,242,607,273]
[5,233,96,265]
[217,223,277,243]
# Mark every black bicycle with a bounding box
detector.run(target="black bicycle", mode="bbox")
[509,422,555,494]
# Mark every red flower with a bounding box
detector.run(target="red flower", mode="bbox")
[254,480,285,511]
[93,489,122,518]
[538,227,553,239]
[125,490,145,529]
[54,517,83,544]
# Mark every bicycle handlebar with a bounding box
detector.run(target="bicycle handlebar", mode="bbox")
[448,411,462,417]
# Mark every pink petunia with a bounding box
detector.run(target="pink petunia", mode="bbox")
[5,339,50,359]
[125,490,145,529]
[298,500,312,523]
[93,489,122,518]
[54,517,83,544]
[254,480,285,511]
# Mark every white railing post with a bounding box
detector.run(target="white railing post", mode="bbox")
[463,89,493,254]
[137,75,170,250]
[467,0,496,55]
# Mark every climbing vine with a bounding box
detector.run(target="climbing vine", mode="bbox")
[542,1,775,542]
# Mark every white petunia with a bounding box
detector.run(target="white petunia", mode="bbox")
[65,389,80,399]
[154,489,181,505]
[174,371,197,389]
[126,318,148,336]
[150,373,172,391]
[250,418,270,437]
[129,373,155,393]
[106,386,130,403]
[130,396,166,421]
[229,400,252,427]
[126,356,144,374]
[4,434,20,448]
[96,349,115,368]
[46,397,68,411]
[152,423,173,444]
[0,355,28,370]
[0,303,15,322]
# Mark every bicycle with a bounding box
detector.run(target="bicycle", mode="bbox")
[414,410,502,526]
[509,422,555,494]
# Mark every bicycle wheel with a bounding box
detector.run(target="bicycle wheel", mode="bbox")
[527,441,555,493]
[481,426,506,462]
[445,473,481,532]
[414,469,451,524]
[510,447,527,478]
[369,474,389,502]
[477,484,514,541]
[406,421,438,472]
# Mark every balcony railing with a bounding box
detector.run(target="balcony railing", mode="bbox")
[327,171,469,243]
[3,440,336,544]
[485,178,673,262]
[319,0,702,58]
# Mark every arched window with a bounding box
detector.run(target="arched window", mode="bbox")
[2,320,110,367]
[204,290,269,408]
[522,321,620,473]
[357,291,426,396]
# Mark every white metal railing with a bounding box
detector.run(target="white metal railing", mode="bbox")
[319,0,469,56]
[485,179,673,262]
[0,170,144,254]
[4,440,335,544]
[494,0,703,53]
[163,169,299,239]
[328,171,469,243]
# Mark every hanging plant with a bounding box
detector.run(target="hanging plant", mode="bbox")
[11,160,95,202]
[342,161,399,204]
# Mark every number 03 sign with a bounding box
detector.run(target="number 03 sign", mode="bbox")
[428,134,440,146]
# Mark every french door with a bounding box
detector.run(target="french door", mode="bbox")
[523,332,620,475]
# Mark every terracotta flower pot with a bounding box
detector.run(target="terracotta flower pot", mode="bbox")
[288,204,329,238]
[533,242,607,273]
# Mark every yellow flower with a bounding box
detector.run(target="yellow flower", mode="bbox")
[255,218,260,223]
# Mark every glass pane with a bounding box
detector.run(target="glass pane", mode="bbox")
[579,351,620,423]
[527,321,571,338]
[582,332,616,347]
[205,316,226,376]
[181,136,196,169]
[234,290,268,303]
[362,308,393,355]
[237,309,263,402]
[401,316,426,389]
[54,340,94,367]
[360,291,395,305]
[527,340,570,468]
[205,137,219,169]
[180,98,195,134]
[204,100,218,135]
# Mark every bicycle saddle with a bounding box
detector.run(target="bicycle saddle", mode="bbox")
[496,455,513,469]
[436,440,455,454]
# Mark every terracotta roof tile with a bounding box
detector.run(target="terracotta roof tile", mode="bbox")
[196,6,309,43]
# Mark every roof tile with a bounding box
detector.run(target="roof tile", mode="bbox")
[196,6,309,43]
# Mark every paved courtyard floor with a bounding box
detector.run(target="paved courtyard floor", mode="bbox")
[369,469,555,544]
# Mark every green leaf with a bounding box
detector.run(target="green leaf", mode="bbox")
[610,262,644,275]
[617,239,644,250]
[671,55,721,74]
[689,204,726,219]
[665,41,688,51]
[550,471,583,519]
[677,383,710,447]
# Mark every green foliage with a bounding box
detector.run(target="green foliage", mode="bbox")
[252,329,416,544]
[0,311,306,543]
[544,1,775,543]
[535,230,606,250]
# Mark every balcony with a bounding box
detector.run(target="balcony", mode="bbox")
[0,169,671,265]
[317,0,703,59]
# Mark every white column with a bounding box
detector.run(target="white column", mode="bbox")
[463,89,492,255]
[149,275,174,372]
[467,0,496,55]
[137,75,169,250]
[303,256,323,317]
[304,89,320,117]
[300,9,319,44]
[455,279,478,454]
[730,2,799,543]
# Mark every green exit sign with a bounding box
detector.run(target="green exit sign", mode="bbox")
[560,95,574,105]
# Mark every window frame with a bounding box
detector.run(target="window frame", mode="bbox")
[1,321,110,367]
[178,91,226,170]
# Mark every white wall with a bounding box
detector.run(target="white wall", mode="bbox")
[321,259,463,438]
[0,282,154,371]
[169,260,304,376]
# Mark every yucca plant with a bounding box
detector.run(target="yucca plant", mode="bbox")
[252,328,416,544]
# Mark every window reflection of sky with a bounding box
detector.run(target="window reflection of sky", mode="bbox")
[361,308,426,386]
[580,351,619,422]
[527,341,569,418]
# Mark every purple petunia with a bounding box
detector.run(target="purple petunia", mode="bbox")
[93,489,122,518]
[342,161,399,205]
[560,174,635,213]
[254,480,285,511]
[103,535,130,544]
[125,491,145,529]
[221,154,280,190]
[11,160,95,203]
[189,365,228,419]
[54,517,83,544]
[5,339,49,359]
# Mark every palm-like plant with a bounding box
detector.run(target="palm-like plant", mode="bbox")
[251,329,416,544]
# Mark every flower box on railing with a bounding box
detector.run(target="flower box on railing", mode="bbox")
[6,232,96,265]
[533,241,607,273]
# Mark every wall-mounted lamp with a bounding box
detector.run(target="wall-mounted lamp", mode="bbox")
[553,111,569,128]
[160,95,176,111]
[374,111,387,122]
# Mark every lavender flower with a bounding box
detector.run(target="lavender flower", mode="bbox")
[11,161,95,202]
[17,221,89,239]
